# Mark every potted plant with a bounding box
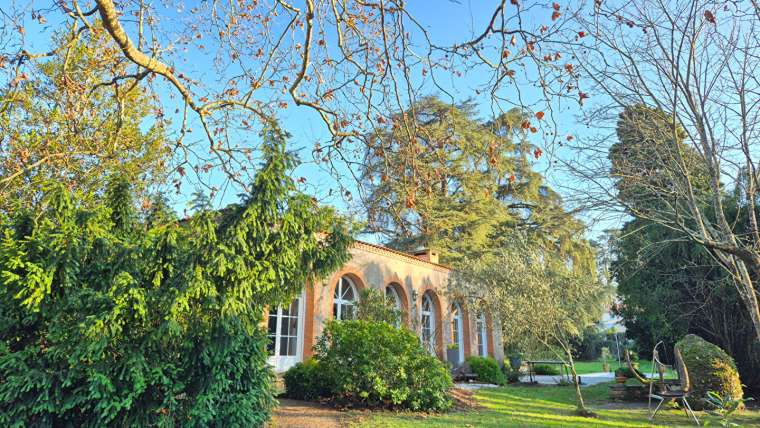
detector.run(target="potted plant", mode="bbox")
[614,367,628,384]
[507,346,522,372]
[446,343,460,367]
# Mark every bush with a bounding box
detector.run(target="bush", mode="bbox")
[466,356,507,385]
[313,320,452,411]
[283,359,327,401]
[533,364,560,375]
[676,334,744,410]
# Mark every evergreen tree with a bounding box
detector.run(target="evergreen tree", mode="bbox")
[0,126,352,426]
[361,96,593,270]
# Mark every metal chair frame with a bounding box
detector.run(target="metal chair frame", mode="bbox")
[648,346,700,425]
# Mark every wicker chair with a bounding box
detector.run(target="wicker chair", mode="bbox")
[649,347,700,425]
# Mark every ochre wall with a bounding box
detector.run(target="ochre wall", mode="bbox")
[301,242,505,363]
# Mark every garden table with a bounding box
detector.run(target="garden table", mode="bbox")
[525,360,572,383]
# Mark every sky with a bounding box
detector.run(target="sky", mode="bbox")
[14,0,627,243]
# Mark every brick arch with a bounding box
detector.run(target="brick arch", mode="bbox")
[327,265,367,295]
[450,300,472,358]
[385,281,410,327]
[420,289,444,359]
[327,266,367,321]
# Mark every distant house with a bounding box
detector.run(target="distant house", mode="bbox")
[266,241,505,372]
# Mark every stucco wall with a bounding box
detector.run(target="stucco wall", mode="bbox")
[302,242,505,363]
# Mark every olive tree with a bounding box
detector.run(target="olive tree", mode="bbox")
[451,232,610,416]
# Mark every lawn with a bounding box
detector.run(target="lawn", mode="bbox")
[353,382,760,427]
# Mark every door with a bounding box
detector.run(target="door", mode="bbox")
[267,292,305,372]
[451,304,465,365]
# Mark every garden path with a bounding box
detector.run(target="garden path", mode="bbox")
[269,398,352,428]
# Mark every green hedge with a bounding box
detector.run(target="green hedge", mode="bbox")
[282,358,327,401]
[676,334,744,410]
[285,320,452,411]
[466,356,507,385]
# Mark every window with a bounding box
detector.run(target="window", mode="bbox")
[421,294,436,354]
[451,303,465,364]
[333,276,357,320]
[267,297,300,357]
[476,312,488,356]
[385,285,402,327]
[451,304,461,348]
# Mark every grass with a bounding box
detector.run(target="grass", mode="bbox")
[352,382,760,427]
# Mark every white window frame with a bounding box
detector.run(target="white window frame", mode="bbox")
[267,292,305,372]
[476,312,488,357]
[333,276,358,320]
[421,294,436,355]
[385,285,403,327]
[451,303,465,363]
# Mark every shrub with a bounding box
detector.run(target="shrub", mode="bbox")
[355,288,401,324]
[283,359,327,401]
[314,320,452,411]
[676,334,744,410]
[533,364,560,375]
[466,356,507,385]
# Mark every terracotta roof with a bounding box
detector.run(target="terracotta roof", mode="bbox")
[353,240,452,272]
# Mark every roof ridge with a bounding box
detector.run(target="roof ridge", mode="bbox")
[353,240,452,271]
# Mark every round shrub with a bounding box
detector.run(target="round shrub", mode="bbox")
[283,358,327,401]
[313,320,452,411]
[676,334,743,410]
[466,356,507,385]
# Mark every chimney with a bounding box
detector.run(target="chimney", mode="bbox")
[413,248,439,264]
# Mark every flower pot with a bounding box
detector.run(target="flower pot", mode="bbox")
[447,348,461,367]
[509,355,522,371]
[615,375,627,384]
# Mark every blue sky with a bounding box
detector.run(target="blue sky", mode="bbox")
[15,0,625,242]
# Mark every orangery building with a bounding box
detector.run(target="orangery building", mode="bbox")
[266,240,504,372]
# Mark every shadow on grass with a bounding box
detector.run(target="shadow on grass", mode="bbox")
[352,382,760,428]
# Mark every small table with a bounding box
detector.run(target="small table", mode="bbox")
[525,360,572,383]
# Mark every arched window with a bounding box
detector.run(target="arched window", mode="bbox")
[333,276,357,320]
[421,294,436,354]
[385,285,402,327]
[476,312,488,356]
[450,303,465,364]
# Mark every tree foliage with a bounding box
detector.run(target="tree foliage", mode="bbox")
[569,0,760,342]
[451,232,610,415]
[0,29,168,211]
[613,215,760,390]
[0,126,352,426]
[610,103,760,390]
[0,1,580,199]
[362,96,593,269]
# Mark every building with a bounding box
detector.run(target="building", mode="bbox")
[266,240,505,372]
